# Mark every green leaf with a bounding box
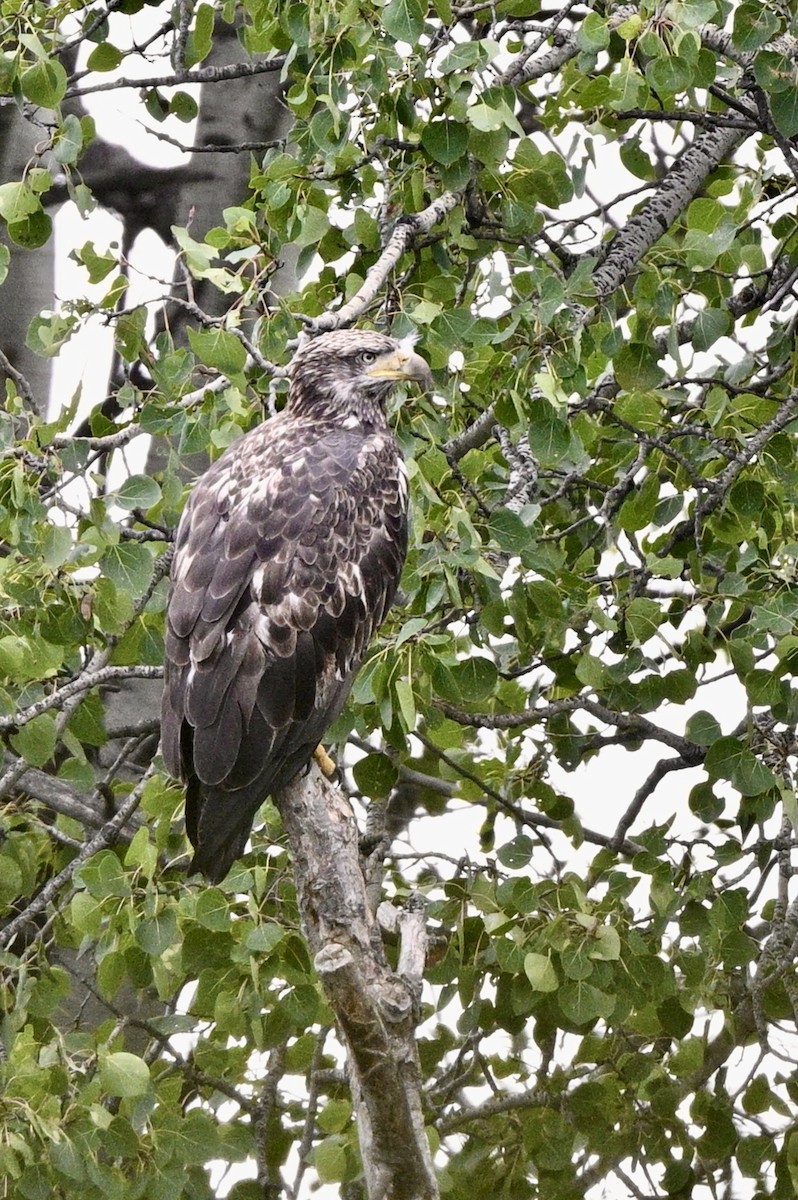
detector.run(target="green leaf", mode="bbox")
[754,50,793,94]
[20,57,67,107]
[524,952,559,992]
[11,714,58,767]
[382,0,425,43]
[75,241,118,283]
[394,678,416,730]
[170,90,199,122]
[0,52,17,94]
[187,327,247,375]
[100,542,155,595]
[7,210,52,248]
[172,224,218,275]
[313,1138,347,1184]
[559,981,615,1025]
[685,711,722,746]
[619,140,656,181]
[352,752,399,798]
[614,342,663,391]
[53,113,84,165]
[731,3,779,51]
[705,737,778,797]
[421,120,468,166]
[618,471,659,533]
[115,306,148,361]
[245,922,285,953]
[194,888,232,931]
[497,834,535,868]
[771,87,798,138]
[124,826,158,876]
[589,925,621,961]
[86,42,123,71]
[26,311,76,356]
[526,396,570,465]
[445,656,498,703]
[0,182,40,223]
[78,850,132,898]
[625,597,662,644]
[136,908,178,956]
[112,474,162,511]
[184,3,215,66]
[99,1052,151,1098]
[468,103,505,133]
[577,12,610,51]
[645,55,693,96]
[41,523,73,569]
[317,1100,352,1134]
[692,306,732,351]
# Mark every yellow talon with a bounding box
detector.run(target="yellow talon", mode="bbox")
[314,744,337,778]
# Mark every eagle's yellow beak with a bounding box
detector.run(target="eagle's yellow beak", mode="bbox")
[366,342,432,391]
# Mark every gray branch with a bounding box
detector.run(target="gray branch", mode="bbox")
[276,766,439,1200]
[591,124,746,301]
[0,763,155,951]
[310,193,461,334]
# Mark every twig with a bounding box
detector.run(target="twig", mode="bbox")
[0,763,156,950]
[309,193,462,333]
[66,56,286,99]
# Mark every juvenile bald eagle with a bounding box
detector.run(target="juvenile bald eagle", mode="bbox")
[161,329,430,883]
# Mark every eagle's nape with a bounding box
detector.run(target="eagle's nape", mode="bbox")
[160,329,429,883]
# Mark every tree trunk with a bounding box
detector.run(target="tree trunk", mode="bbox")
[0,106,56,414]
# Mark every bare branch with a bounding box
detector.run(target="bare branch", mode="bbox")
[309,193,462,333]
[0,763,156,950]
[64,55,286,99]
[0,665,164,733]
[276,766,439,1200]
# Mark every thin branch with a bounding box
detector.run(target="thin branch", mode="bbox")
[412,728,645,857]
[308,193,462,333]
[0,346,37,410]
[612,756,697,849]
[0,665,164,733]
[435,695,703,762]
[65,55,286,99]
[0,763,156,950]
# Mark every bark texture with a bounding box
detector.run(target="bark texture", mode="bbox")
[0,106,55,412]
[277,766,439,1200]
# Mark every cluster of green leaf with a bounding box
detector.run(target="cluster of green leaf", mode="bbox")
[5,0,798,1194]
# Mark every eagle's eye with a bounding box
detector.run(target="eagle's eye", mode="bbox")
[359,350,377,366]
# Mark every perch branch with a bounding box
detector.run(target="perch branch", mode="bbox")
[276,765,438,1200]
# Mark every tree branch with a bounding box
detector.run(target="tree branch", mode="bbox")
[0,763,155,951]
[309,193,461,333]
[64,55,286,99]
[0,664,164,732]
[275,765,439,1200]
[591,124,746,302]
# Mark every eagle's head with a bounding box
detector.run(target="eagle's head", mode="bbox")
[288,329,431,423]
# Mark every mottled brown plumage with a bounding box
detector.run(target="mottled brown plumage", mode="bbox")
[161,329,430,882]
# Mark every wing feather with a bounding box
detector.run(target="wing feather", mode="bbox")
[161,411,408,882]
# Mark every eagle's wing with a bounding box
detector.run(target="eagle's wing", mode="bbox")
[161,414,408,881]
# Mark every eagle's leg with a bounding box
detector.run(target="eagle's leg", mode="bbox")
[314,744,337,778]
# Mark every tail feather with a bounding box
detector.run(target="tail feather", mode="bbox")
[185,741,320,882]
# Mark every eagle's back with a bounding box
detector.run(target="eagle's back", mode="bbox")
[161,410,408,881]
